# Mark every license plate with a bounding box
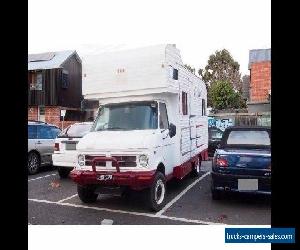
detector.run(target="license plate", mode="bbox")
[97,175,113,181]
[238,179,258,191]
[65,143,76,150]
[239,156,252,162]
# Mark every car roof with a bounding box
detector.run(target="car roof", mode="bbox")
[28,121,60,129]
[70,122,93,125]
[224,126,271,131]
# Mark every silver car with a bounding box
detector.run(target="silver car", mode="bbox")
[28,121,61,174]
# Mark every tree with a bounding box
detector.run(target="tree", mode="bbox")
[210,80,246,110]
[198,49,242,91]
[184,64,195,74]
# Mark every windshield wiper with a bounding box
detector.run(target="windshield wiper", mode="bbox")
[96,126,126,131]
[107,127,126,130]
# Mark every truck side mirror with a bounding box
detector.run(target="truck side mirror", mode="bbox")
[169,123,176,138]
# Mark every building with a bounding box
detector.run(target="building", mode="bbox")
[247,48,271,113]
[28,50,85,129]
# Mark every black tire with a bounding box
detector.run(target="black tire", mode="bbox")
[211,189,222,200]
[57,167,72,178]
[77,185,98,203]
[145,172,167,212]
[28,151,40,175]
[191,157,201,177]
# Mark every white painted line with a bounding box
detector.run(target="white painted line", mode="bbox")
[28,173,57,182]
[101,219,114,225]
[57,194,78,203]
[158,214,224,225]
[28,197,225,225]
[155,171,211,217]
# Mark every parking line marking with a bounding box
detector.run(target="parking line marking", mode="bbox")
[155,171,211,217]
[28,198,224,225]
[101,219,114,225]
[28,173,57,182]
[57,194,78,203]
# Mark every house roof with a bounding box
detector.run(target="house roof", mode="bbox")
[248,48,271,69]
[28,50,81,70]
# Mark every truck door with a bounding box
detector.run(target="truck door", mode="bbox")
[159,102,175,175]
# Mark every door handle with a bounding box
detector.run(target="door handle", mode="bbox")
[36,141,42,144]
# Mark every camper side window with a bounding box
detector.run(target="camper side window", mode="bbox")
[159,103,169,129]
[182,92,188,115]
[202,99,206,116]
[173,68,178,80]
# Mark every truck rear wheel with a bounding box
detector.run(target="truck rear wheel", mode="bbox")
[77,185,98,203]
[145,172,167,212]
[191,157,201,177]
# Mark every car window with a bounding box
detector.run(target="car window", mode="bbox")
[37,125,55,139]
[63,124,92,137]
[50,127,61,138]
[28,125,37,139]
[210,129,223,139]
[227,130,270,146]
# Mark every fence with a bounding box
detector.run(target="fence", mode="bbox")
[208,112,271,131]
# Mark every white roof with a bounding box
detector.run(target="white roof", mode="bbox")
[28,50,80,70]
[82,44,182,99]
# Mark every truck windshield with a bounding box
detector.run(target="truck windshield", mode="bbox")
[91,102,158,131]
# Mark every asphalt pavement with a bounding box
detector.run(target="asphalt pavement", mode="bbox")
[28,161,270,225]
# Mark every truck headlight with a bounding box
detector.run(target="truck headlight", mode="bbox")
[139,154,149,167]
[78,154,85,166]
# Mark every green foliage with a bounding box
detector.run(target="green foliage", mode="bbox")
[210,81,246,110]
[184,64,195,74]
[198,49,242,92]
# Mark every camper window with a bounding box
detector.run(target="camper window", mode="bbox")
[202,99,206,116]
[159,102,169,129]
[173,68,178,80]
[182,92,188,115]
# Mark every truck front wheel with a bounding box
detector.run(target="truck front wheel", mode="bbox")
[145,172,167,212]
[77,185,98,203]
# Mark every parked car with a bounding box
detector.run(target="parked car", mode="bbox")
[208,126,223,157]
[28,121,61,175]
[52,122,93,178]
[211,126,271,200]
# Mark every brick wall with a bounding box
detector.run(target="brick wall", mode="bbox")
[28,106,38,120]
[250,61,271,102]
[28,106,81,130]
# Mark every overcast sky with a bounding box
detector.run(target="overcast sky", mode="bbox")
[28,0,270,75]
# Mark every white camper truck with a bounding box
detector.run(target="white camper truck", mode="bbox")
[70,44,208,211]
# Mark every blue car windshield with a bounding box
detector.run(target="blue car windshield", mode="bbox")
[91,101,158,131]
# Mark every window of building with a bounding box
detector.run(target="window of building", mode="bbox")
[182,92,188,115]
[159,102,169,129]
[60,110,84,121]
[29,71,43,90]
[202,99,206,116]
[62,70,69,89]
[38,106,45,122]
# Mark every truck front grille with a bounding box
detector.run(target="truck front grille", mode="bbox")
[84,155,137,167]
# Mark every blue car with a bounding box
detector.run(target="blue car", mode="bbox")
[211,126,271,200]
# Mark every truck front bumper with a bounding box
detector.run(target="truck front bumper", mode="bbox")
[70,170,155,190]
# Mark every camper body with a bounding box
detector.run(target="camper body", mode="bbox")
[70,44,208,211]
